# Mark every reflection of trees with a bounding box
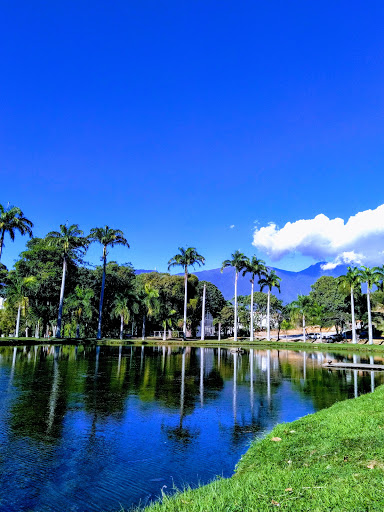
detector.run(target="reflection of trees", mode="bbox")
[279,351,377,410]
[8,346,79,442]
[229,349,282,446]
[162,350,200,446]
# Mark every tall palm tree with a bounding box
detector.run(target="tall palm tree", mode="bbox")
[113,295,130,340]
[259,269,282,341]
[168,247,205,340]
[338,266,361,344]
[46,224,88,338]
[290,294,311,342]
[89,226,129,339]
[358,266,382,344]
[221,251,248,341]
[0,204,33,261]
[242,256,267,341]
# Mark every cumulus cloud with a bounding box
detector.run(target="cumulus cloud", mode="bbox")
[252,204,384,267]
[229,224,235,229]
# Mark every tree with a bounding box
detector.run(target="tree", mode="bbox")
[221,251,248,341]
[6,271,36,337]
[168,247,205,340]
[290,294,312,342]
[0,262,9,295]
[113,295,130,340]
[89,226,129,339]
[259,269,282,341]
[67,286,94,338]
[0,204,33,261]
[46,224,89,338]
[358,266,383,344]
[160,308,177,340]
[309,276,349,333]
[15,237,73,337]
[309,302,326,342]
[338,266,361,344]
[242,256,266,341]
[141,283,159,340]
[214,304,234,340]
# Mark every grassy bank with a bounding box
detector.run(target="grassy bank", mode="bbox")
[137,386,384,512]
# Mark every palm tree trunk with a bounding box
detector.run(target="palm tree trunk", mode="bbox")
[367,284,373,344]
[163,322,167,341]
[234,271,238,341]
[56,256,67,338]
[183,267,188,340]
[97,250,107,340]
[0,229,4,261]
[266,289,270,341]
[303,313,306,342]
[120,314,124,340]
[250,279,254,341]
[15,304,21,337]
[76,323,80,339]
[218,322,221,341]
[142,314,146,340]
[201,283,206,341]
[351,287,357,344]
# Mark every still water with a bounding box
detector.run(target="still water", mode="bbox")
[0,344,382,512]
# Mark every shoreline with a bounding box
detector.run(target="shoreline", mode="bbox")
[2,337,384,355]
[136,385,384,511]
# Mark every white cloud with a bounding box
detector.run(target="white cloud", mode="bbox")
[229,224,235,229]
[252,204,384,267]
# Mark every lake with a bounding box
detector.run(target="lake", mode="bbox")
[0,344,382,512]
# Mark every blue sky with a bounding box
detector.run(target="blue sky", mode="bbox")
[1,1,384,273]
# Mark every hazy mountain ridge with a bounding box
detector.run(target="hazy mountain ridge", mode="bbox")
[135,262,348,303]
[191,262,349,303]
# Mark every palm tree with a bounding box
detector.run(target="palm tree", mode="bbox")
[68,285,94,338]
[290,294,311,342]
[89,226,129,339]
[141,283,159,340]
[338,266,361,344]
[221,251,248,341]
[46,224,88,338]
[259,269,282,341]
[168,247,205,340]
[6,271,36,337]
[309,302,325,342]
[161,309,177,341]
[113,295,130,340]
[358,266,382,344]
[0,204,33,261]
[242,256,266,341]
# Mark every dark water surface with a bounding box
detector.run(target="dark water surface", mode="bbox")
[0,344,382,512]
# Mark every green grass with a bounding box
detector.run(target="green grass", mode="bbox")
[134,386,384,512]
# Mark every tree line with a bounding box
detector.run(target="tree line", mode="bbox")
[1,203,384,342]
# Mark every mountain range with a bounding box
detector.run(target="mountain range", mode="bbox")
[136,262,349,304]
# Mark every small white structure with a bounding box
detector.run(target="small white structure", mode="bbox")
[197,312,215,337]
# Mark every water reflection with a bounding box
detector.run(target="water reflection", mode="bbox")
[0,344,383,512]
